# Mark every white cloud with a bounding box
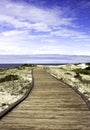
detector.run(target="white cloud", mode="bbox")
[33,45,66,54]
[0,0,90,55]
[0,41,20,54]
[33,44,90,55]
[31,23,51,32]
[0,39,36,54]
[0,0,74,30]
[2,30,26,37]
[51,28,90,41]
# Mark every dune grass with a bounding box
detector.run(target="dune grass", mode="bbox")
[0,64,33,112]
[44,63,90,100]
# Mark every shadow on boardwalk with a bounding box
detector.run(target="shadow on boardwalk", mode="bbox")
[0,67,90,130]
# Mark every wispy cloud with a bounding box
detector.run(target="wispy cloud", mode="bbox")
[0,0,90,55]
[51,27,90,41]
[0,0,74,29]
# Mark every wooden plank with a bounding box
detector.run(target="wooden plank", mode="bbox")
[0,67,90,130]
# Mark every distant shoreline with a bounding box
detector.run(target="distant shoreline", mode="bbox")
[0,63,90,68]
[0,64,22,68]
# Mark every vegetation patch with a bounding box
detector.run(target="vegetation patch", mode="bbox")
[0,64,33,112]
[74,68,90,75]
[44,63,90,100]
[0,74,19,82]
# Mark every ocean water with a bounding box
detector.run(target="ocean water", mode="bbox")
[0,54,90,68]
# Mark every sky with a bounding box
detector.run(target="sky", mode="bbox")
[0,0,90,55]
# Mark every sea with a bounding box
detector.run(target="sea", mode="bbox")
[0,54,90,68]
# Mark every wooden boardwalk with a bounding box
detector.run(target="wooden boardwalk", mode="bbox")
[0,67,90,130]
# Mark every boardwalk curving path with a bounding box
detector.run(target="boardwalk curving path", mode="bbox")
[0,67,90,130]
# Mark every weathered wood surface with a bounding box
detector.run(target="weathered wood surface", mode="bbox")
[0,67,90,130]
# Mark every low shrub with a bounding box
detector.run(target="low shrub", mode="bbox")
[0,74,19,82]
[86,63,90,66]
[74,68,90,75]
[85,67,90,70]
[74,72,82,81]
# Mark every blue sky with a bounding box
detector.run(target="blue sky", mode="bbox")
[0,0,90,55]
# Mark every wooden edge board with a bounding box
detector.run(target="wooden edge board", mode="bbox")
[44,68,90,110]
[0,69,34,119]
